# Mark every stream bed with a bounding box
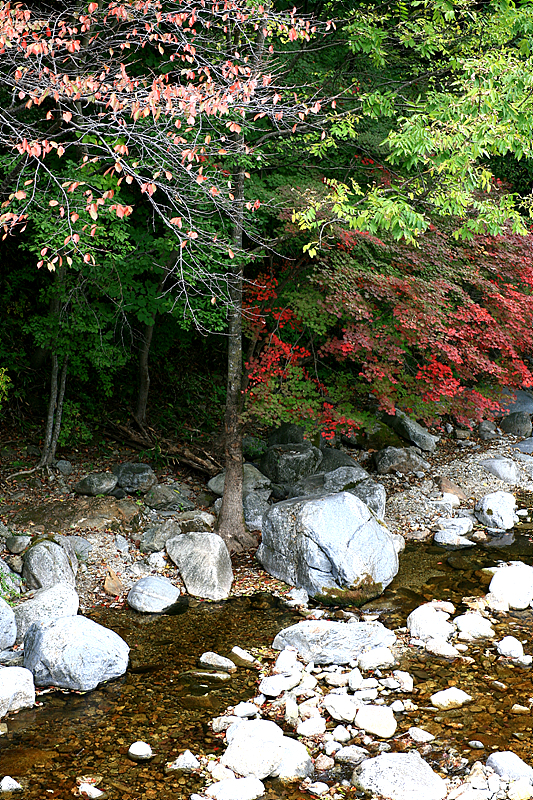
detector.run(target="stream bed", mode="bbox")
[2,539,533,800]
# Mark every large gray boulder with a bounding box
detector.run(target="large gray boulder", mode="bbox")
[24,616,129,691]
[208,464,271,497]
[127,575,182,613]
[322,465,369,491]
[140,520,181,553]
[175,510,216,533]
[51,534,79,574]
[513,437,533,454]
[385,410,439,453]
[374,447,430,475]
[499,389,533,415]
[69,536,92,563]
[288,467,386,520]
[290,464,369,497]
[0,666,35,718]
[243,490,271,531]
[112,462,157,494]
[13,582,79,643]
[74,472,118,495]
[143,484,195,512]
[319,448,360,472]
[481,457,520,484]
[273,620,396,665]
[500,411,532,437]
[354,752,447,800]
[22,540,76,590]
[257,492,398,604]
[166,532,233,601]
[260,442,323,485]
[350,479,386,520]
[0,597,16,650]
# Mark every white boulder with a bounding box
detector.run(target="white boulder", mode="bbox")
[475,491,517,530]
[407,601,455,642]
[358,646,395,671]
[13,582,79,643]
[127,575,182,613]
[454,612,495,640]
[425,638,461,658]
[497,636,524,659]
[481,458,520,484]
[24,615,129,691]
[221,720,311,782]
[0,597,16,650]
[296,716,326,737]
[272,620,395,665]
[354,705,397,738]
[430,687,472,709]
[0,666,35,718]
[486,752,533,783]
[205,778,265,800]
[489,562,533,609]
[354,751,447,800]
[257,492,398,603]
[166,532,233,601]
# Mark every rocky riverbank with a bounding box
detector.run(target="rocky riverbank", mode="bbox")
[3,405,533,798]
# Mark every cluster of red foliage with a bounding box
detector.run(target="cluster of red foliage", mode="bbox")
[243,223,533,430]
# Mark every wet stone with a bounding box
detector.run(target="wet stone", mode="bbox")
[199,652,237,673]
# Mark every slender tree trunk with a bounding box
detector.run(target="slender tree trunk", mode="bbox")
[39,265,69,468]
[39,353,59,468]
[135,321,155,426]
[217,142,256,553]
[39,354,68,467]
[48,356,68,464]
[216,25,268,553]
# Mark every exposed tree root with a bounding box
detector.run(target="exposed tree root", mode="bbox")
[105,419,221,476]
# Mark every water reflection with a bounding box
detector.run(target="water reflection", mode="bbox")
[0,596,300,800]
[2,542,533,799]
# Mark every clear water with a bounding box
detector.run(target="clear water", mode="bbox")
[2,539,533,799]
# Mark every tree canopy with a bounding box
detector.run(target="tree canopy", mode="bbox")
[1,0,533,542]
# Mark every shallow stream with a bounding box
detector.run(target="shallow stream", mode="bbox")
[2,538,533,799]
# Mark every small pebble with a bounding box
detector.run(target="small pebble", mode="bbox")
[79,784,105,799]
[127,741,153,762]
[408,727,435,743]
[307,782,330,797]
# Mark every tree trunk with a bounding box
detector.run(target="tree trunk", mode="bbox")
[39,353,59,468]
[48,356,68,465]
[216,26,268,554]
[135,321,155,426]
[39,354,68,467]
[216,140,257,554]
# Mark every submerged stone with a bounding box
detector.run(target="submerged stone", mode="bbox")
[354,751,447,800]
[273,619,395,665]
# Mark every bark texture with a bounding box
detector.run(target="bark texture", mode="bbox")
[216,136,256,554]
[135,321,155,426]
